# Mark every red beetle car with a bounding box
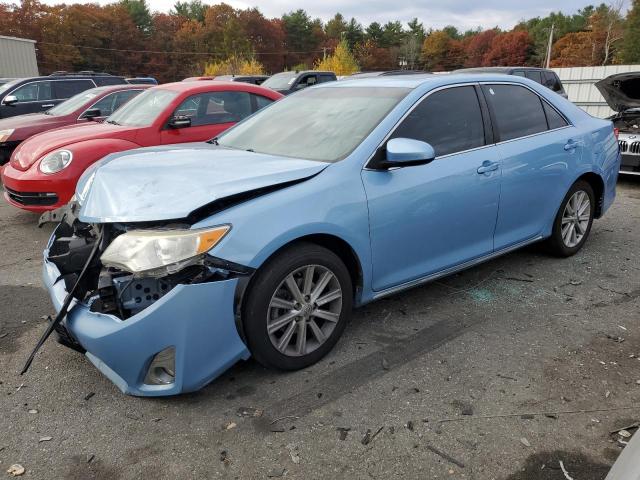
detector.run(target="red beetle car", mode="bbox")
[0,84,148,165]
[1,81,283,212]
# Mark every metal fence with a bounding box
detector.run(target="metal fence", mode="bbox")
[552,65,640,118]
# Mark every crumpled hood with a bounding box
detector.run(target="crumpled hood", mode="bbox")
[0,113,70,141]
[11,122,137,171]
[596,72,640,112]
[77,143,328,223]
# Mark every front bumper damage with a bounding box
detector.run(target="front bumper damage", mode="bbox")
[41,215,251,396]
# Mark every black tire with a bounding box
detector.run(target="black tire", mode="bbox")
[546,180,595,257]
[242,242,353,371]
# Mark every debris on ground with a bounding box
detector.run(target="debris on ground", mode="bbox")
[520,437,531,447]
[505,276,534,283]
[237,407,263,418]
[220,450,230,466]
[286,444,300,464]
[406,420,414,431]
[84,392,95,401]
[0,333,8,338]
[361,427,384,445]
[38,436,52,442]
[559,460,575,480]
[267,468,286,478]
[381,357,390,370]
[224,422,237,430]
[86,454,95,464]
[7,464,25,476]
[425,444,465,468]
[27,409,38,414]
[605,333,625,343]
[336,427,350,441]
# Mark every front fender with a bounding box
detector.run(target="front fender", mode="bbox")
[193,161,374,302]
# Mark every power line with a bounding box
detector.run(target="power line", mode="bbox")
[38,41,328,56]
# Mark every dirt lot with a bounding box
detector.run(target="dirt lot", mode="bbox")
[0,178,639,480]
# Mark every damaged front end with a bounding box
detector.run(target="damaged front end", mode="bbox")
[40,203,253,396]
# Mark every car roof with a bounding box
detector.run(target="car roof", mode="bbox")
[318,72,543,90]
[150,80,280,96]
[91,84,152,93]
[454,66,552,73]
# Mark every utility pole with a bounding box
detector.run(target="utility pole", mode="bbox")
[544,23,554,68]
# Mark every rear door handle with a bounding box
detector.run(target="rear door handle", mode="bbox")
[564,139,578,151]
[41,104,54,108]
[477,161,499,174]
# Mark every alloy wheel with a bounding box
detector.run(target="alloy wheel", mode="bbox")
[561,190,591,248]
[267,265,343,357]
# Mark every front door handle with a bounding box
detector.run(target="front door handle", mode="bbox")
[564,139,578,151]
[477,161,499,174]
[41,104,54,108]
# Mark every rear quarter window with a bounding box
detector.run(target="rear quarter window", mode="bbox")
[482,84,548,141]
[525,71,543,84]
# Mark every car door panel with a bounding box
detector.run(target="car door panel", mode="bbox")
[481,83,583,249]
[362,148,501,291]
[492,129,581,249]
[361,85,501,292]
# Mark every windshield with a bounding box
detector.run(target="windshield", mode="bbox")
[0,79,20,96]
[262,72,297,90]
[218,86,410,162]
[106,88,177,127]
[47,87,107,116]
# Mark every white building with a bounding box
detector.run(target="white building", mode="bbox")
[0,35,38,78]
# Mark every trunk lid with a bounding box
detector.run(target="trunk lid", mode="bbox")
[596,72,640,112]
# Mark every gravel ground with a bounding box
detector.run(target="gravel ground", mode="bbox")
[0,178,639,480]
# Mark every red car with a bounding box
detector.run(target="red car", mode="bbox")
[2,81,283,212]
[0,84,148,165]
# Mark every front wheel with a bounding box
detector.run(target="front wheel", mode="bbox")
[546,180,595,257]
[242,243,353,370]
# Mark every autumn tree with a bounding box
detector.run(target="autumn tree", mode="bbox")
[315,39,358,75]
[464,29,498,67]
[483,30,533,66]
[421,30,452,70]
[172,0,207,22]
[204,55,265,75]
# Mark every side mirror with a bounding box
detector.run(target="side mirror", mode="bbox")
[378,138,436,169]
[168,115,191,129]
[82,108,101,120]
[3,95,18,106]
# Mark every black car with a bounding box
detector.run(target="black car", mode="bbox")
[597,72,640,175]
[0,72,127,119]
[214,75,269,85]
[454,67,567,98]
[261,70,336,95]
[125,77,158,85]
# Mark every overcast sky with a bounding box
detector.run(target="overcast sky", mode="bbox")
[38,0,627,30]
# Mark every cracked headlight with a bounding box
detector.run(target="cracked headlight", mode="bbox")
[39,149,73,174]
[0,129,14,142]
[100,226,230,275]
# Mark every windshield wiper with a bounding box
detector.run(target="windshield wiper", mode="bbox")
[105,119,120,125]
[208,137,219,145]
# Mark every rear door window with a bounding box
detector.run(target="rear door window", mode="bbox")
[543,71,564,93]
[482,84,548,141]
[318,74,336,83]
[512,70,526,77]
[391,85,485,157]
[54,80,95,99]
[251,94,273,112]
[525,70,543,84]
[542,102,568,129]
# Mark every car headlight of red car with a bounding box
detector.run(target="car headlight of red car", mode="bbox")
[39,149,73,174]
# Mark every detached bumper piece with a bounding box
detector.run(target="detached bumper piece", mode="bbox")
[42,221,252,396]
[5,187,59,206]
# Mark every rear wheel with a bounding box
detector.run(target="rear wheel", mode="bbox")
[242,243,353,370]
[546,180,595,257]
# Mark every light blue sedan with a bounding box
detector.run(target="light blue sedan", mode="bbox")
[38,74,620,396]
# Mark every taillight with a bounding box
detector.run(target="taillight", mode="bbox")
[614,127,620,139]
